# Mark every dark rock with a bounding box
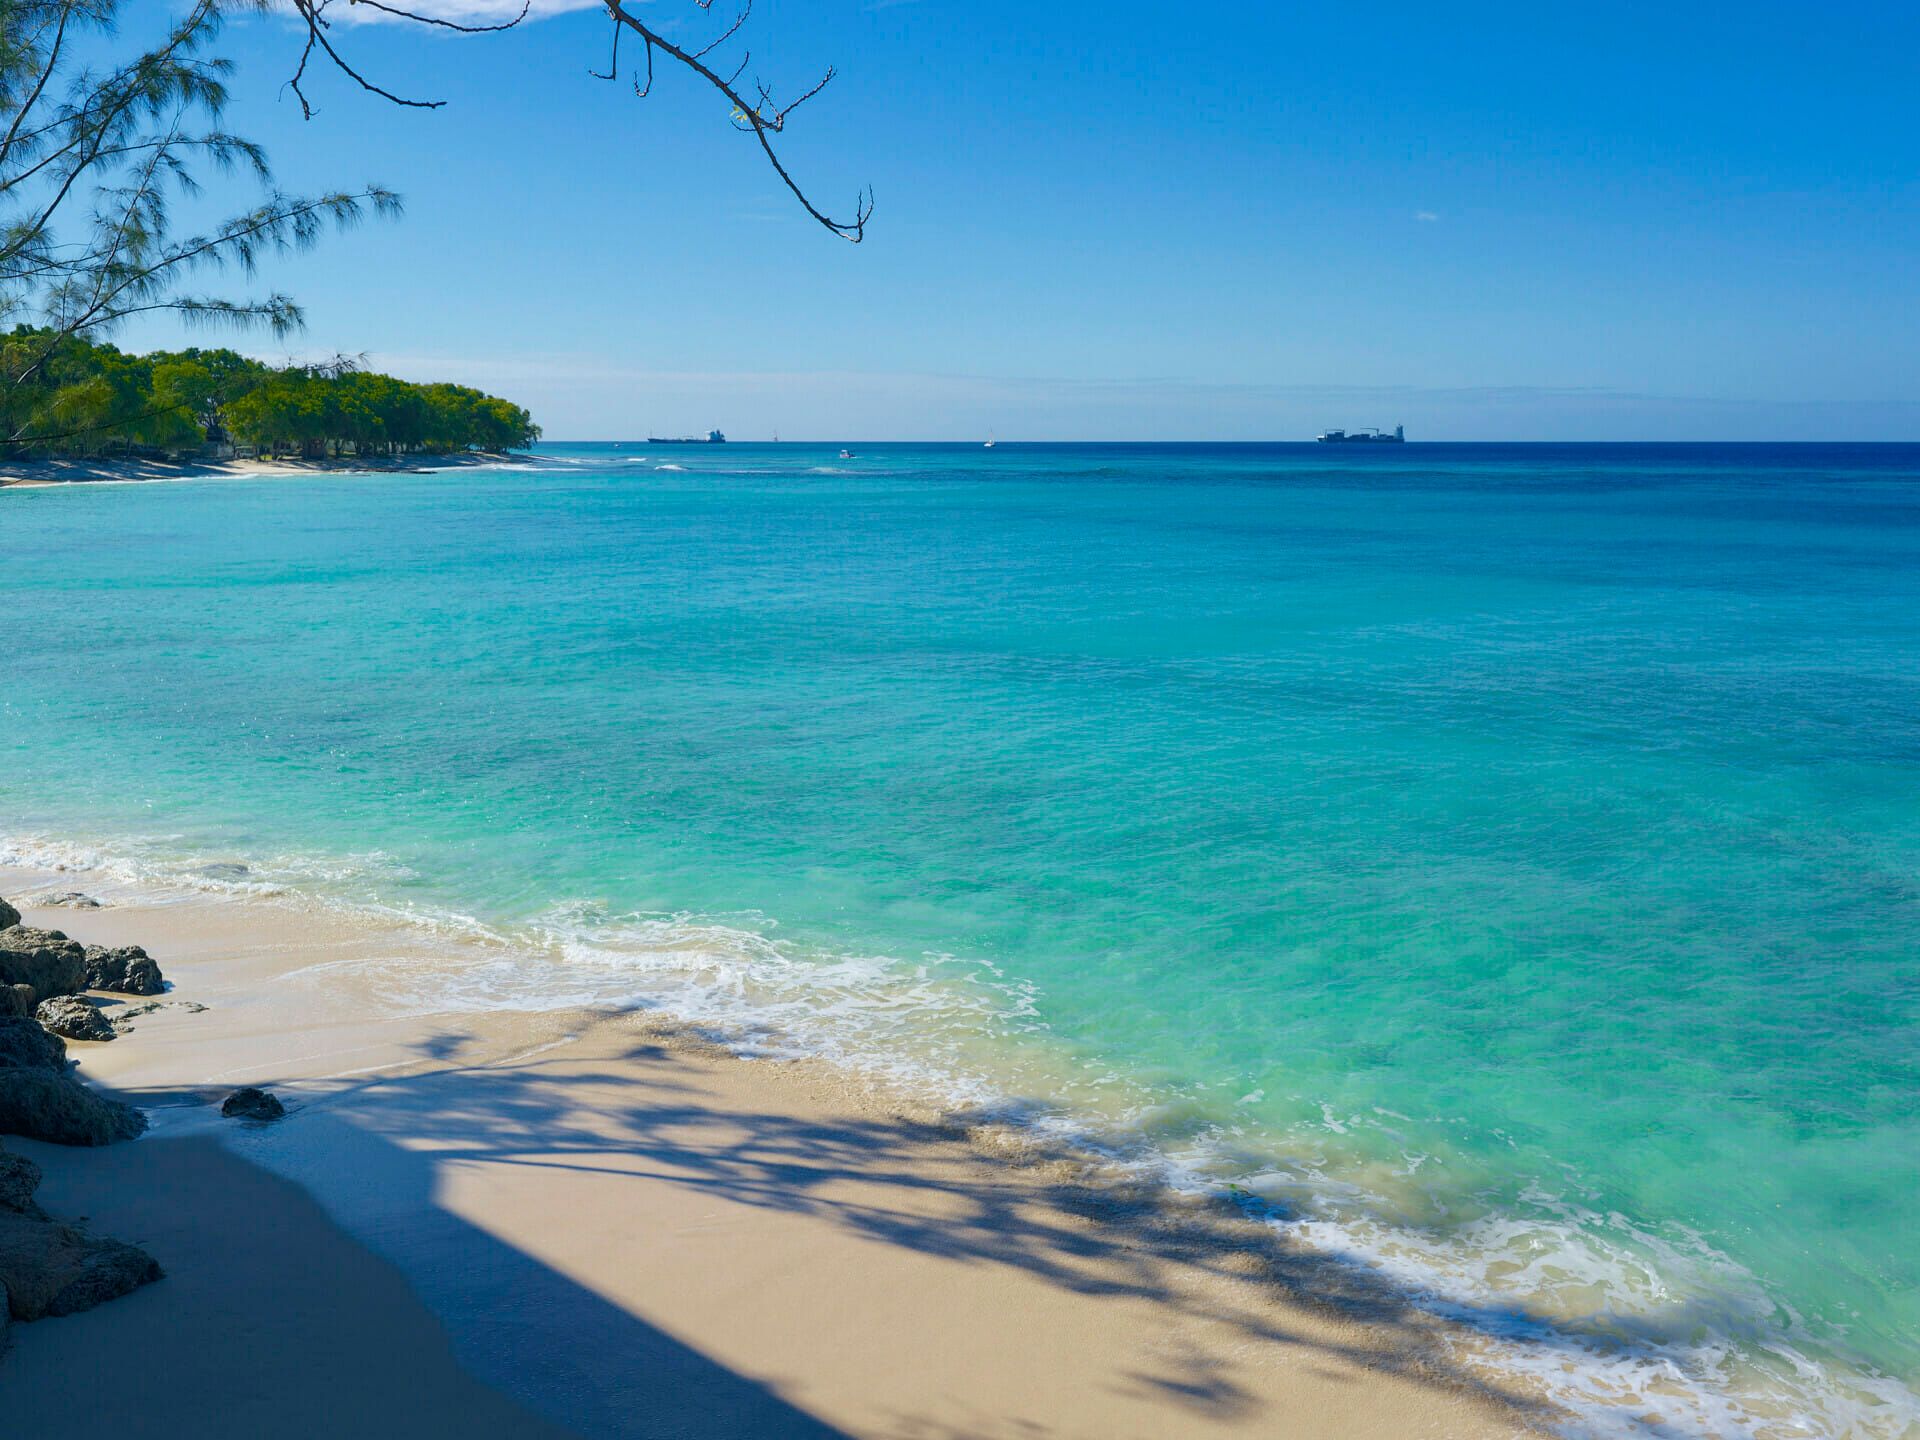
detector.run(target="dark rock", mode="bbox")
[2,983,34,1019]
[81,943,165,997]
[221,1087,285,1121]
[0,926,87,1003]
[0,1209,162,1320]
[0,897,17,930]
[35,996,116,1044]
[0,1137,157,1327]
[0,1016,66,1073]
[0,1017,145,1145]
[0,1070,147,1145]
[0,1143,44,1216]
[109,999,208,1034]
[110,1001,163,1031]
[0,1144,160,1336]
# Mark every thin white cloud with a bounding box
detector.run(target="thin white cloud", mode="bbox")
[1414,211,1440,222]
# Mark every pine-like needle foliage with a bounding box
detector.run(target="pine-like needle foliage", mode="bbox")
[0,0,399,448]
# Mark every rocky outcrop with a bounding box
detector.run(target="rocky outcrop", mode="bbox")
[35,996,116,1044]
[221,1087,285,1121]
[0,1138,29,1353]
[0,1017,67,1074]
[0,1144,43,1217]
[110,998,207,1034]
[0,1213,162,1320]
[0,1141,161,1322]
[0,912,169,1332]
[0,906,170,1332]
[0,1066,146,1144]
[0,1016,146,1145]
[82,943,165,997]
[0,926,87,1004]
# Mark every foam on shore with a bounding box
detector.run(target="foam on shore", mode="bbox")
[5,827,1914,1438]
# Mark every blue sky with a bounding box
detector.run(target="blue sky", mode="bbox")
[113,1,1920,439]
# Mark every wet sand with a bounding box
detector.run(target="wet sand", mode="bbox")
[0,865,1552,1438]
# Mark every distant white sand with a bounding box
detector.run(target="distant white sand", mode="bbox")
[0,453,521,487]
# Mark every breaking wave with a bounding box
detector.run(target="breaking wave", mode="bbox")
[2,826,1914,1440]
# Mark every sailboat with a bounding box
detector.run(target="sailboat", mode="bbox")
[983,434,996,449]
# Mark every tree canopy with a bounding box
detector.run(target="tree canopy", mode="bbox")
[1,328,538,458]
[3,1,857,455]
[1,2,399,438]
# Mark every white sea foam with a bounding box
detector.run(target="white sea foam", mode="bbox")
[2,826,1914,1440]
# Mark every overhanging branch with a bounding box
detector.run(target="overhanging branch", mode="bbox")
[279,0,870,242]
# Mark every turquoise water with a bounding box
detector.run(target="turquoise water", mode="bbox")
[3,443,1917,1435]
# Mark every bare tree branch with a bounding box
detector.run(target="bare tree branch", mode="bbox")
[283,0,451,117]
[589,15,621,82]
[602,1,869,241]
[278,0,872,242]
[345,0,530,34]
[692,2,752,62]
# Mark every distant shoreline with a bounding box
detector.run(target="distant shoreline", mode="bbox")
[0,451,528,488]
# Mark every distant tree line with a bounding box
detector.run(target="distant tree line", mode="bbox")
[5,3,853,460]
[1,329,538,459]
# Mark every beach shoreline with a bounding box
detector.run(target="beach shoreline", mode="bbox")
[0,451,526,487]
[0,859,1549,1439]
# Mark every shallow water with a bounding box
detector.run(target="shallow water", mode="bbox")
[4,442,1917,1436]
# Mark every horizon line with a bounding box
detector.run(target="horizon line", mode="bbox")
[531,437,1920,446]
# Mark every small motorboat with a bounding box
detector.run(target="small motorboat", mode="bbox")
[839,449,857,459]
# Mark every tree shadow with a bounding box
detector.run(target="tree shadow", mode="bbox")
[5,1095,849,1438]
[79,1013,1570,1436]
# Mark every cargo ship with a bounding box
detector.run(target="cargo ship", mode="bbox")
[647,429,727,444]
[1316,425,1404,444]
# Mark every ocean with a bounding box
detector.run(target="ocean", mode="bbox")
[4,441,1917,1437]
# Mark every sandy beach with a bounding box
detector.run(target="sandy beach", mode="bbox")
[0,862,1549,1439]
[0,452,519,487]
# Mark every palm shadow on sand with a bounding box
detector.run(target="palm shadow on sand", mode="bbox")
[10,1014,1573,1438]
[5,1111,847,1439]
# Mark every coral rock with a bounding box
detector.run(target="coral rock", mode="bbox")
[0,1016,145,1145]
[220,1087,286,1121]
[0,1210,162,1320]
[0,926,87,1004]
[82,944,165,997]
[35,996,117,1044]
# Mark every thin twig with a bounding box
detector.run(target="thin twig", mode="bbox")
[602,1,869,240]
[346,0,531,34]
